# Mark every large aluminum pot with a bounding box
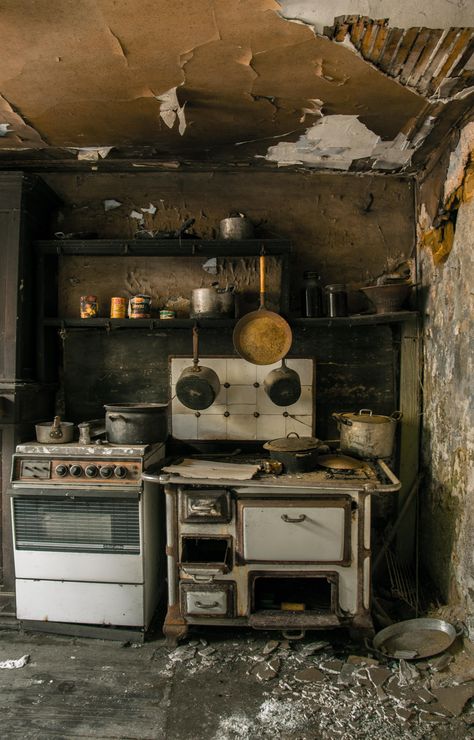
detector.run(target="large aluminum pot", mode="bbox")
[105,403,168,445]
[219,213,254,240]
[332,408,402,459]
[190,285,235,318]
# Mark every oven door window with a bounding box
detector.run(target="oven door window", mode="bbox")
[13,497,140,554]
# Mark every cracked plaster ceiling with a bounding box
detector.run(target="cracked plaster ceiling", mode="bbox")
[0,0,473,172]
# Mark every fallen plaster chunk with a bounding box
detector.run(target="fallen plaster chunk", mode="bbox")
[130,210,144,221]
[202,257,217,274]
[252,657,280,682]
[155,87,187,136]
[0,123,12,136]
[104,199,122,211]
[0,655,30,669]
[294,666,325,683]
[141,203,157,215]
[264,115,414,171]
[70,147,113,161]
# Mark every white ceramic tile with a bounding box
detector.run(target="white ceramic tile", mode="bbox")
[285,385,313,414]
[197,415,227,439]
[256,414,286,440]
[256,361,280,384]
[172,414,198,439]
[227,415,257,440]
[226,359,256,385]
[170,357,193,384]
[199,358,227,378]
[256,385,282,414]
[285,359,314,386]
[284,415,314,436]
[227,386,256,405]
[171,393,196,415]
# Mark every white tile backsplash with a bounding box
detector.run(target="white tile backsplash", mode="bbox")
[170,356,314,440]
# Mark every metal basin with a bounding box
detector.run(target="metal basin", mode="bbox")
[373,618,463,659]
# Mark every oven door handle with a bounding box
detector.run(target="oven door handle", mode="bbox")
[281,513,306,523]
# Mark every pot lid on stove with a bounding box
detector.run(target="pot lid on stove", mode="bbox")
[263,432,323,453]
[317,454,366,471]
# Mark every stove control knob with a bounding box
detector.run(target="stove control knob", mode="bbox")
[100,466,113,479]
[114,466,127,479]
[85,464,99,478]
[55,464,68,478]
[70,464,83,478]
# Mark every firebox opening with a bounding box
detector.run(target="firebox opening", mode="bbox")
[252,575,334,613]
[181,536,231,567]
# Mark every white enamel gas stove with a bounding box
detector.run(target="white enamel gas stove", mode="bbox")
[9,440,165,637]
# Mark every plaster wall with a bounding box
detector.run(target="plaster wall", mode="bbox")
[278,0,474,34]
[420,191,474,621]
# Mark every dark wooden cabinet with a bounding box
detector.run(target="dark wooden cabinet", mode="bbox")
[0,173,59,591]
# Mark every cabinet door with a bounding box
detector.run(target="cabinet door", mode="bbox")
[238,498,351,564]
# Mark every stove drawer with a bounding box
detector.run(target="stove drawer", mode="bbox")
[180,489,231,523]
[180,582,234,617]
[237,498,351,564]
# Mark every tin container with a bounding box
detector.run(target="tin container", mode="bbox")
[325,284,348,317]
[110,296,127,318]
[80,295,99,318]
[160,309,176,320]
[128,294,152,318]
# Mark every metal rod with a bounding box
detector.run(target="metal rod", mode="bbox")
[373,474,422,573]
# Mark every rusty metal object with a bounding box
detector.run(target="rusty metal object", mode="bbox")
[176,326,221,410]
[233,254,292,365]
[263,432,325,473]
[110,296,126,318]
[36,416,74,444]
[80,295,99,318]
[360,283,411,313]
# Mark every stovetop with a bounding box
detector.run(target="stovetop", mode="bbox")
[157,451,401,492]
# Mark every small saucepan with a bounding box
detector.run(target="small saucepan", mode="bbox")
[263,432,326,474]
[36,416,74,444]
[176,326,221,410]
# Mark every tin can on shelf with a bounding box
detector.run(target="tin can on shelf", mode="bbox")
[128,294,152,319]
[110,296,127,319]
[80,295,99,318]
[159,309,176,320]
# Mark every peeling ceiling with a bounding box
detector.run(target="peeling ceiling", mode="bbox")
[0,0,473,172]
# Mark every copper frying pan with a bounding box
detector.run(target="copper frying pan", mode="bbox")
[233,254,292,365]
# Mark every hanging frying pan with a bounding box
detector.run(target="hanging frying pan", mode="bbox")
[233,254,292,365]
[176,326,221,410]
[263,359,301,407]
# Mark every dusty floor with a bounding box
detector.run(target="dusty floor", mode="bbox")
[0,624,473,740]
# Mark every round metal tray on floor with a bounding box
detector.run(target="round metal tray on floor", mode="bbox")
[373,618,462,659]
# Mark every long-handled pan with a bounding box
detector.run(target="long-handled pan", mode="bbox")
[176,326,221,410]
[233,254,292,365]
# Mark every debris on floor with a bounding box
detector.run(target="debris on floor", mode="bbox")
[0,654,29,669]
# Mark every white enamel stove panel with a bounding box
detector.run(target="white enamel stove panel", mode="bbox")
[170,357,314,440]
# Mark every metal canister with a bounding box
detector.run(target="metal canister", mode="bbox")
[80,295,99,318]
[128,294,152,318]
[110,296,127,318]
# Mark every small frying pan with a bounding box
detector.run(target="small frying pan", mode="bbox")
[176,326,221,410]
[233,254,292,365]
[263,359,301,407]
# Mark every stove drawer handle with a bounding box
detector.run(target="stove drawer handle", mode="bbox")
[195,600,220,610]
[281,513,306,523]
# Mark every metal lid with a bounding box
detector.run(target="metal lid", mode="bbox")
[318,454,365,471]
[341,409,392,424]
[263,434,322,452]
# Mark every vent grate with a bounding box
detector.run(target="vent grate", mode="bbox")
[13,497,140,554]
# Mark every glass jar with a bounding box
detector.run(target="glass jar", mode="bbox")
[325,284,348,317]
[301,271,323,317]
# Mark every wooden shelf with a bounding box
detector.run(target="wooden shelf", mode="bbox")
[43,311,418,330]
[35,238,291,257]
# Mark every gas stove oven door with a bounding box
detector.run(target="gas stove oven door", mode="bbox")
[237,497,351,565]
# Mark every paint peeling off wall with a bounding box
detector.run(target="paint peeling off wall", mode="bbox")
[418,126,474,623]
[0,93,47,149]
[264,114,413,170]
